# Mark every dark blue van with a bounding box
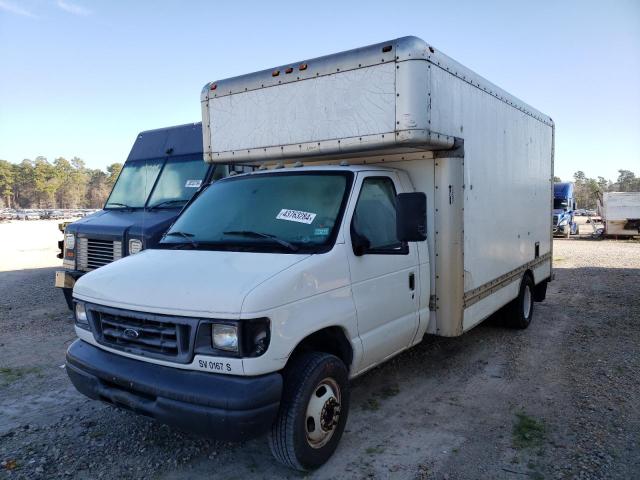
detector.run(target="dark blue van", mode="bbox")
[55,122,246,308]
[553,182,578,238]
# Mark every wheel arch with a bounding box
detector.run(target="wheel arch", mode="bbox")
[286,326,354,373]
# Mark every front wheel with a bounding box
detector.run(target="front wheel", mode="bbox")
[269,352,350,471]
[505,274,535,329]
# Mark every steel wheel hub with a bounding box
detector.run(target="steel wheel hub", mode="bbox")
[523,285,532,319]
[305,378,341,449]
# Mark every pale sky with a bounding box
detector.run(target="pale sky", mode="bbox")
[0,0,638,181]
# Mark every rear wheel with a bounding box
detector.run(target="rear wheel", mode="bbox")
[269,352,350,471]
[505,274,535,329]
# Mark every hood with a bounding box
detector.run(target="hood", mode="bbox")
[66,209,179,246]
[73,249,310,317]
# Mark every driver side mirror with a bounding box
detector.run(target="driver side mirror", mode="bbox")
[396,193,427,242]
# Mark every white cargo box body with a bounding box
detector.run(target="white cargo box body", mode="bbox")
[202,36,554,336]
[603,192,640,236]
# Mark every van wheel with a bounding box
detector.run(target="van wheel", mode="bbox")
[505,275,535,329]
[269,352,349,471]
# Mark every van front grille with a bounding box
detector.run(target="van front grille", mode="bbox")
[77,238,122,271]
[91,308,192,362]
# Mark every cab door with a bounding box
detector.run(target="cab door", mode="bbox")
[345,172,420,372]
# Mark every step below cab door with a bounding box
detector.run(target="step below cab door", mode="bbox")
[345,172,420,373]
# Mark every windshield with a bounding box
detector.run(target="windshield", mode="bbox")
[553,198,569,210]
[147,157,210,208]
[106,159,163,208]
[159,171,353,253]
[105,156,210,209]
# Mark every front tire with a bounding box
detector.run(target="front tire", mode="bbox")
[505,274,535,329]
[269,352,349,471]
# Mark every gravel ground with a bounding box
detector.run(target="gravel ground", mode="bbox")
[0,220,639,479]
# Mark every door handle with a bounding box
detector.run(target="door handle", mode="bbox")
[409,272,415,291]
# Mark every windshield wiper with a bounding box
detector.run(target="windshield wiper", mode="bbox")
[148,199,188,210]
[223,230,299,252]
[163,231,198,249]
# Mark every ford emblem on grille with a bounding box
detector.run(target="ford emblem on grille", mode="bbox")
[123,328,140,339]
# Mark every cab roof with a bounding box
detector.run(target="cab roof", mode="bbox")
[127,122,203,162]
[554,182,574,198]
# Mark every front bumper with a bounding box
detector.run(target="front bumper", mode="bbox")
[66,340,282,441]
[54,270,83,289]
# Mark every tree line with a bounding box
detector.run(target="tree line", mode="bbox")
[0,158,122,209]
[555,169,640,210]
[0,158,637,211]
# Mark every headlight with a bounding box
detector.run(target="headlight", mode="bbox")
[74,302,89,329]
[558,218,568,226]
[65,233,75,250]
[212,324,238,352]
[128,238,143,254]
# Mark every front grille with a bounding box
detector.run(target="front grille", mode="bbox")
[77,238,122,271]
[552,215,559,226]
[91,307,193,362]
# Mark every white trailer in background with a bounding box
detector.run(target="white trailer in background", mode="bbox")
[67,36,554,470]
[600,192,640,236]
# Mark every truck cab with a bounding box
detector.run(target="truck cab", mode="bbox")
[55,122,241,308]
[553,182,578,237]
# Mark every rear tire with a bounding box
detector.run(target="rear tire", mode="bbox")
[269,352,350,471]
[533,280,548,302]
[505,275,535,329]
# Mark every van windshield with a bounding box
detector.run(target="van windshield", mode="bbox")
[105,156,209,209]
[159,171,353,253]
[553,198,569,210]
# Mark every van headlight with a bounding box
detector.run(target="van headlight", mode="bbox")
[212,324,238,352]
[64,233,75,250]
[128,238,143,254]
[74,302,89,329]
[200,319,270,357]
[558,218,568,226]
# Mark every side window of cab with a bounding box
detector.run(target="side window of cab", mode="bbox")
[351,176,408,254]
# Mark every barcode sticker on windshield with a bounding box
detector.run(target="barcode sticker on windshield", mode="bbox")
[276,209,316,224]
[185,179,202,188]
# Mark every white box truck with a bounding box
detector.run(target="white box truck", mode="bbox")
[600,192,640,236]
[65,37,554,470]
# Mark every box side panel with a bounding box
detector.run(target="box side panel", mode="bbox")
[429,66,553,292]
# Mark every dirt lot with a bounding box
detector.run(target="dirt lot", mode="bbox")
[0,219,639,480]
